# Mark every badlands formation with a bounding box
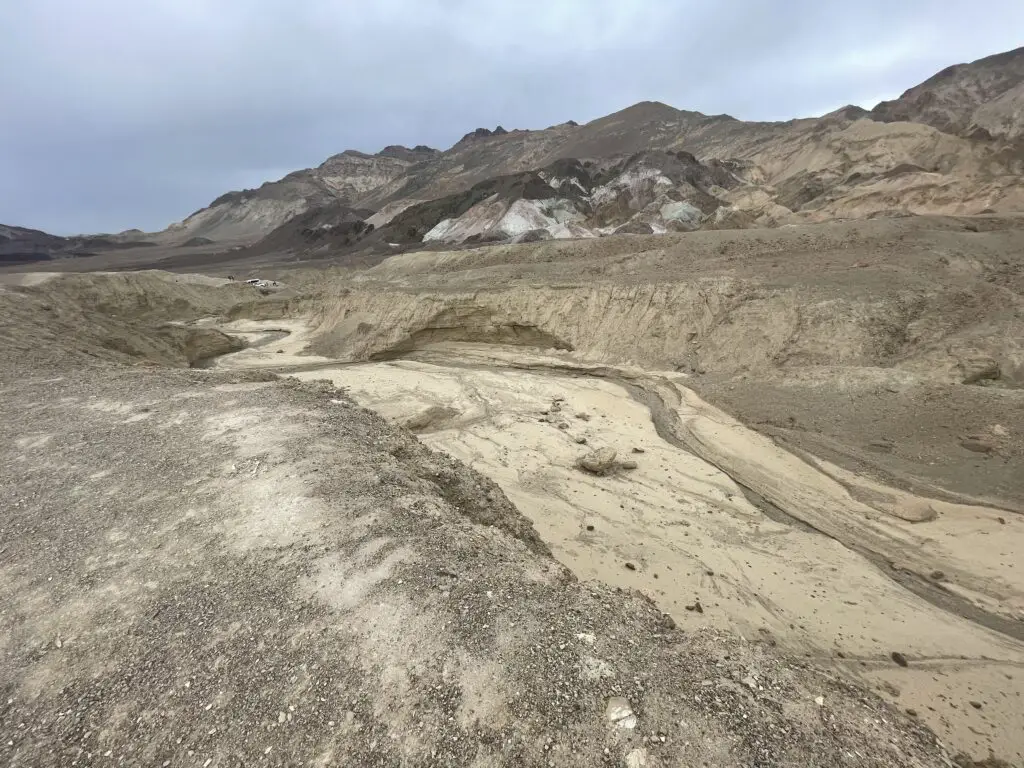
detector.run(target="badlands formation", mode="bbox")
[3,45,1024,768]
[3,213,1023,766]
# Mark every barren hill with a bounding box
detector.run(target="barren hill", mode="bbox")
[127,47,1024,259]
[0,223,157,264]
[871,46,1024,140]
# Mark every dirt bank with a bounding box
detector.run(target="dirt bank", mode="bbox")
[0,271,258,370]
[303,216,1024,511]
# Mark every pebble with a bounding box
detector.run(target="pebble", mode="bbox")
[625,562,637,571]
[970,700,983,709]
[625,747,649,767]
[960,436,995,454]
[891,651,909,667]
[606,697,637,729]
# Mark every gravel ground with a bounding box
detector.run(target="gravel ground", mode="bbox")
[1,361,951,767]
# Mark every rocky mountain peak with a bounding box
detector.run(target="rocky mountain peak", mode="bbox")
[133,45,1024,251]
[870,45,1024,139]
[378,144,440,161]
[456,126,511,145]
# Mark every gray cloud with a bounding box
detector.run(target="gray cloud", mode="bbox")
[2,0,1022,234]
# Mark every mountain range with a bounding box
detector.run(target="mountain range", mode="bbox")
[4,45,1023,263]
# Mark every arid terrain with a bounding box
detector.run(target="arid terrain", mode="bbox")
[2,212,1023,766]
[4,41,1024,768]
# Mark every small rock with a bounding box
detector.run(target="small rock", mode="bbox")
[575,436,588,444]
[890,499,938,523]
[625,562,637,571]
[586,524,595,532]
[278,711,286,724]
[276,349,284,354]
[960,436,995,454]
[960,358,1000,385]
[930,570,946,581]
[743,676,757,690]
[906,708,918,717]
[606,697,637,729]
[632,447,645,454]
[998,517,1006,525]
[891,651,909,667]
[684,601,704,614]
[620,460,639,470]
[578,448,617,475]
[625,747,648,768]
[660,613,677,630]
[581,655,615,681]
[814,695,825,707]
[557,422,569,430]
[575,412,591,421]
[969,700,983,709]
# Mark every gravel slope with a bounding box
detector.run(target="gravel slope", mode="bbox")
[1,342,951,765]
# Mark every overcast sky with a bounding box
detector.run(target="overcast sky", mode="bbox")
[2,1,1021,235]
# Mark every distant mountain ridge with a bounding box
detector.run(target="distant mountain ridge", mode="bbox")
[871,46,1024,139]
[0,224,156,264]
[8,46,1024,260]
